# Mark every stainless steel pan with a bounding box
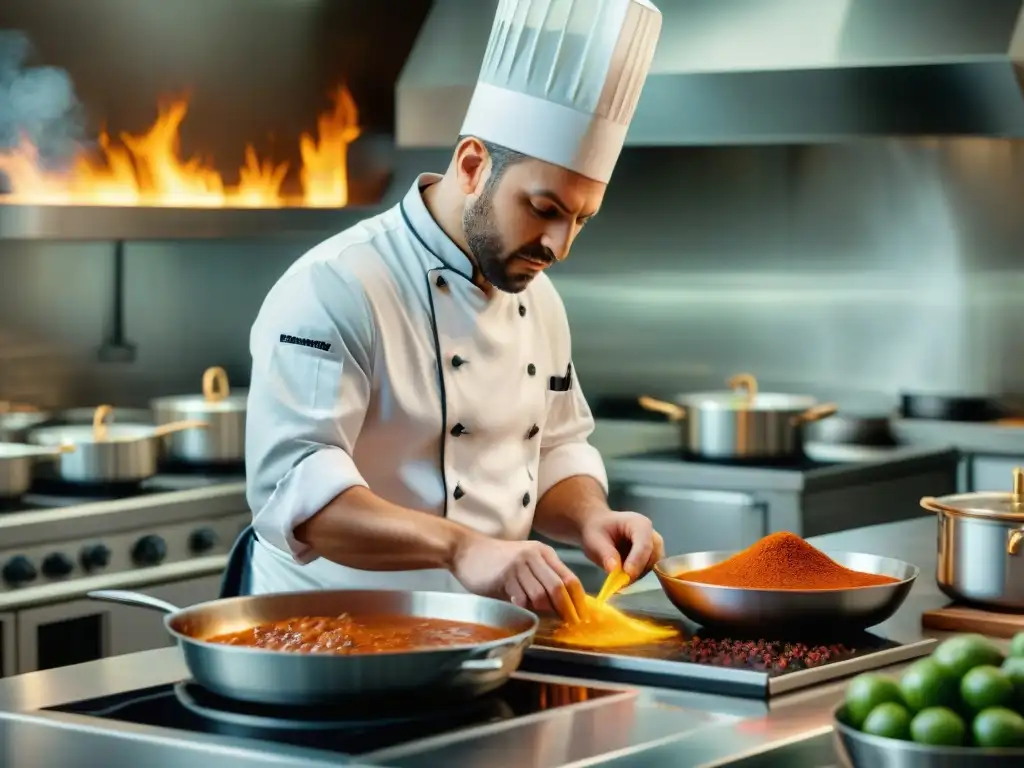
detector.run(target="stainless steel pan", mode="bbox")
[88,589,538,706]
[29,405,208,485]
[150,366,247,465]
[0,442,74,498]
[640,373,838,461]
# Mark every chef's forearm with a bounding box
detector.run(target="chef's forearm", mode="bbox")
[294,487,480,571]
[532,475,611,546]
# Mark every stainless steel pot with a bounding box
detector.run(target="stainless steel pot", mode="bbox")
[920,467,1024,611]
[150,366,246,465]
[639,373,839,460]
[0,442,74,498]
[28,405,208,485]
[0,401,51,442]
[88,588,538,706]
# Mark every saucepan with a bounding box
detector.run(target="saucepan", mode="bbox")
[28,405,208,485]
[0,442,76,499]
[639,373,839,461]
[920,466,1024,611]
[88,589,538,706]
[150,366,247,465]
[653,551,917,633]
[0,401,52,443]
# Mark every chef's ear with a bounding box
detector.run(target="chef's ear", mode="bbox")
[452,136,491,197]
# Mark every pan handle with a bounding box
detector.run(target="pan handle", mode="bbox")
[88,589,182,615]
[791,403,839,426]
[638,396,686,422]
[152,419,210,439]
[457,657,506,672]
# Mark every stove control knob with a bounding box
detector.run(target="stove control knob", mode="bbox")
[188,528,219,554]
[80,544,111,572]
[41,552,75,578]
[3,556,37,586]
[132,535,167,566]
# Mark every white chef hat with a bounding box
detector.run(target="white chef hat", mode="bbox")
[461,0,662,184]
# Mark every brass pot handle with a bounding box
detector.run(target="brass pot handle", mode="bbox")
[1009,528,1024,556]
[202,366,230,403]
[92,404,115,442]
[638,396,686,422]
[727,373,758,400]
[791,402,839,426]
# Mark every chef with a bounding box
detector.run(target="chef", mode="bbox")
[245,0,664,623]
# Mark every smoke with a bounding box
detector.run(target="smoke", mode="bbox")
[0,29,85,179]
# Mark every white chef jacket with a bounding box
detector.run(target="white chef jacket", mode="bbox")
[245,173,608,594]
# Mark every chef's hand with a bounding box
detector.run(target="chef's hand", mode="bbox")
[580,511,665,581]
[451,535,588,623]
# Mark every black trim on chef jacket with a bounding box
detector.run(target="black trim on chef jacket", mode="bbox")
[400,200,477,517]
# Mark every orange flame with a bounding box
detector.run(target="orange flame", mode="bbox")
[0,86,360,208]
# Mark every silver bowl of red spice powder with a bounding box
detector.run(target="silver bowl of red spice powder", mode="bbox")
[653,532,918,633]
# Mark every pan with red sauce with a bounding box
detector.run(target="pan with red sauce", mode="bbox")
[206,613,513,655]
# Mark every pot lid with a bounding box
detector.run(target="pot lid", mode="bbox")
[679,391,818,410]
[920,467,1024,521]
[0,410,50,431]
[679,373,817,411]
[151,393,247,413]
[151,366,247,414]
[30,423,157,446]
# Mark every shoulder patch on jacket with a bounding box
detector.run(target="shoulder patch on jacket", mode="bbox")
[279,334,332,352]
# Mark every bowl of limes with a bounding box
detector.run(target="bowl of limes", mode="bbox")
[834,632,1024,767]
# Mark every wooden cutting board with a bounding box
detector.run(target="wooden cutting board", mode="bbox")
[922,604,1024,638]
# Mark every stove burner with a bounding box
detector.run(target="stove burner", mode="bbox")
[628,448,835,471]
[0,496,28,513]
[28,476,143,498]
[158,460,245,476]
[173,681,514,733]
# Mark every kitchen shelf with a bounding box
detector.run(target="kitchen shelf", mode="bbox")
[0,172,392,241]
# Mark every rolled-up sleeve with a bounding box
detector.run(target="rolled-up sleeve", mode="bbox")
[537,365,609,500]
[245,259,375,564]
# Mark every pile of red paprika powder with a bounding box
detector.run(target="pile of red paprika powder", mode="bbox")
[677,532,899,590]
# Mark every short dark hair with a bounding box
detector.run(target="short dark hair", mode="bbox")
[457,135,527,190]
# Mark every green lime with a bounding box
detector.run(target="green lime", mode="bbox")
[909,706,967,746]
[973,707,1024,748]
[961,666,1014,714]
[933,634,1004,679]
[862,702,912,740]
[845,673,904,729]
[1001,656,1024,711]
[900,658,958,712]
[1010,632,1024,659]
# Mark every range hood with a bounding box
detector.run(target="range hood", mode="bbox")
[397,0,1024,148]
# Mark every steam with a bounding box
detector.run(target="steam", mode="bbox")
[0,29,84,188]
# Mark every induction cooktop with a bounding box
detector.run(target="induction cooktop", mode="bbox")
[47,675,623,757]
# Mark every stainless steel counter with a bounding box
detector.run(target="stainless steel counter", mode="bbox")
[0,516,982,767]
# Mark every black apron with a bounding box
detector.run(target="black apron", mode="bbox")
[219,525,256,598]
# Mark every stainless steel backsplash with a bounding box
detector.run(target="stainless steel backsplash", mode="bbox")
[0,139,1022,408]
